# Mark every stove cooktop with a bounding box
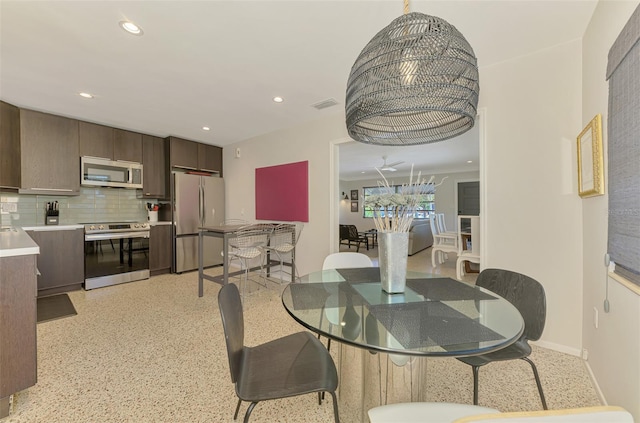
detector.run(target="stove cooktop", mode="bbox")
[83,222,149,233]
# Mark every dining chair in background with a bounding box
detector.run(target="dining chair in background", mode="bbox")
[218,283,340,423]
[319,252,374,354]
[264,222,303,283]
[322,252,374,270]
[457,268,548,409]
[456,215,481,280]
[430,214,459,267]
[339,224,369,252]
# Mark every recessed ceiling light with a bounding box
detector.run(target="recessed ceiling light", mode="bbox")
[202,126,210,131]
[273,96,284,103]
[467,160,473,163]
[119,20,143,36]
[361,171,366,173]
[79,92,94,99]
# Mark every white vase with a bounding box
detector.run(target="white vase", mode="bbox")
[378,231,409,294]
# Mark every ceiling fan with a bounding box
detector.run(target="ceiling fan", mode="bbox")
[378,155,404,172]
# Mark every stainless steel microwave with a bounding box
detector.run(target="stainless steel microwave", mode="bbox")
[81,157,143,189]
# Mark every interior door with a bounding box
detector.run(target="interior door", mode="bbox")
[458,181,480,216]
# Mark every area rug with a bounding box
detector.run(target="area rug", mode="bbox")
[37,294,77,323]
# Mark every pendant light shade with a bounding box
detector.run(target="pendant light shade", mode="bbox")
[345,12,479,145]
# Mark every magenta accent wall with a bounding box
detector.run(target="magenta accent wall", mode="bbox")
[255,161,309,222]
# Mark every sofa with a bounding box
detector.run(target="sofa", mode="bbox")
[408,222,433,256]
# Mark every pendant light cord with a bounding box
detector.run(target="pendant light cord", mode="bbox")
[404,0,409,14]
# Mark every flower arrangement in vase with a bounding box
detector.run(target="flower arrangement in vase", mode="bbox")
[363,166,446,233]
[364,166,446,293]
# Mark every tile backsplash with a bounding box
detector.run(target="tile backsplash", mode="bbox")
[1,188,149,227]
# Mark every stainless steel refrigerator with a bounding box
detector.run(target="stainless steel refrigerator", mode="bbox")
[172,172,225,273]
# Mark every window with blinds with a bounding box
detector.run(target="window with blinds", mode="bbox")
[606,4,640,286]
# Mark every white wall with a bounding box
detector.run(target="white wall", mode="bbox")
[339,171,480,232]
[222,115,349,276]
[581,1,640,417]
[481,39,584,354]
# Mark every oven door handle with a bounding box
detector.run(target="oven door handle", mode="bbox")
[85,232,150,241]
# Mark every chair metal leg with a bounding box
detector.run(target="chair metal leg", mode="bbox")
[328,390,340,423]
[318,392,322,405]
[471,365,480,405]
[243,401,258,423]
[234,398,242,420]
[522,357,548,410]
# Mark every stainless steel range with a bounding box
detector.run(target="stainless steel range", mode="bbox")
[84,222,150,290]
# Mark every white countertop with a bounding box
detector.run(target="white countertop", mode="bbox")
[22,224,84,231]
[0,227,40,258]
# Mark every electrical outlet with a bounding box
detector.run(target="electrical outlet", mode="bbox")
[1,202,18,213]
[235,148,241,158]
[582,348,589,360]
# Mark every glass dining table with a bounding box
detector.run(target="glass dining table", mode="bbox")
[281,268,524,422]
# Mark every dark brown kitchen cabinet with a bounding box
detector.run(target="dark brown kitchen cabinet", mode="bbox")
[197,143,223,175]
[150,224,172,275]
[0,101,21,189]
[167,136,199,170]
[26,228,84,296]
[79,121,113,160]
[141,135,166,198]
[0,253,37,418]
[114,129,142,163]
[19,109,80,195]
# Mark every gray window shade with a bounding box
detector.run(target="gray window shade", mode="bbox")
[606,4,640,286]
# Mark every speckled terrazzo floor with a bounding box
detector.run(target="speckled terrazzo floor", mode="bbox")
[7,247,600,422]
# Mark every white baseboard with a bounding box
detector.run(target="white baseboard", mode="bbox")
[532,340,606,405]
[532,339,582,357]
[583,359,607,405]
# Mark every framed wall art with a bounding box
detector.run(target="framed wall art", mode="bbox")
[351,201,358,212]
[577,114,604,198]
[351,190,358,200]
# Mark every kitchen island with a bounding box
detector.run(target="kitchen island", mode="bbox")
[0,227,39,418]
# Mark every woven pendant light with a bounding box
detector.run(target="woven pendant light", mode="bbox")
[345,1,479,145]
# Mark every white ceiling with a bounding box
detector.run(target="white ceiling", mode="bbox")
[1,1,597,178]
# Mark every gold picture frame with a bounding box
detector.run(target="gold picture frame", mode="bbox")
[577,114,604,198]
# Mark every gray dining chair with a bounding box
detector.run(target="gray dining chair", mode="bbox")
[457,268,548,409]
[218,283,340,423]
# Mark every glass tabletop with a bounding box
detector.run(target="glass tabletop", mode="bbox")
[282,268,524,357]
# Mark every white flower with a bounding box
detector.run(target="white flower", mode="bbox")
[366,165,446,233]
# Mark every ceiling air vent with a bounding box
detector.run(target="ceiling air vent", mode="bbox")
[311,98,339,110]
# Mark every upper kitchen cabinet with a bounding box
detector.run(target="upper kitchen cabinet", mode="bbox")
[141,135,166,198]
[79,121,113,160]
[79,124,142,163]
[167,136,198,170]
[198,143,223,176]
[113,129,142,163]
[20,109,80,195]
[0,101,21,189]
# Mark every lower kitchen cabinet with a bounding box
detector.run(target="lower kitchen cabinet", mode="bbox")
[26,228,84,296]
[150,224,171,275]
[0,254,37,418]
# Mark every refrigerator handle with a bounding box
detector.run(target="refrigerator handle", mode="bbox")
[199,183,205,225]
